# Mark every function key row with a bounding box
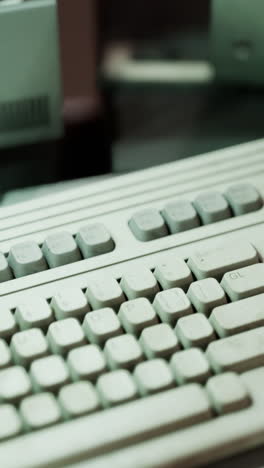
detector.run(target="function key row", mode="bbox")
[0,223,115,282]
[129,183,263,241]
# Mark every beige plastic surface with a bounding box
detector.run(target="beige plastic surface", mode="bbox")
[0,140,264,467]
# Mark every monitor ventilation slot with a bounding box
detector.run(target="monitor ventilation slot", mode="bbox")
[0,96,50,132]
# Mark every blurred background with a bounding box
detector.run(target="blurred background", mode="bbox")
[0,0,263,202]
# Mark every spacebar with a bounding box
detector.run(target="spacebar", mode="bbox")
[1,385,211,468]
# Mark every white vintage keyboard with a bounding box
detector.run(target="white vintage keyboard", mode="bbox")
[1,139,264,468]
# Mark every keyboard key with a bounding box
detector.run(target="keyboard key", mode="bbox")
[0,253,13,283]
[47,318,86,355]
[67,344,106,381]
[120,267,159,301]
[15,297,53,331]
[170,348,211,384]
[206,327,264,373]
[206,372,251,415]
[129,208,168,242]
[30,355,70,392]
[42,231,82,268]
[97,369,138,407]
[59,382,100,418]
[0,366,31,403]
[221,263,264,301]
[241,367,264,403]
[175,314,215,349]
[193,191,232,224]
[86,276,125,310]
[153,288,193,326]
[134,359,174,396]
[188,241,258,280]
[154,256,193,291]
[0,308,17,339]
[51,288,90,320]
[162,200,200,233]
[187,278,227,316]
[225,183,263,216]
[76,223,114,258]
[0,405,22,441]
[11,328,49,366]
[252,240,264,262]
[8,241,48,278]
[118,298,158,335]
[140,323,179,359]
[0,339,11,368]
[82,308,123,345]
[20,393,61,429]
[210,294,264,338]
[104,334,143,370]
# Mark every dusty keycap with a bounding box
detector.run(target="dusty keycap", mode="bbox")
[42,231,82,268]
[8,240,48,278]
[67,344,106,381]
[129,208,168,242]
[104,334,143,370]
[51,288,90,320]
[86,276,125,311]
[170,348,211,384]
[153,288,193,326]
[0,366,31,403]
[15,297,53,331]
[0,253,13,283]
[206,372,251,414]
[0,405,22,441]
[175,314,215,349]
[47,318,86,355]
[162,200,200,233]
[118,298,158,335]
[187,241,258,280]
[193,191,232,224]
[59,382,100,418]
[221,263,264,301]
[210,294,264,338]
[154,256,193,291]
[252,241,264,262]
[120,267,159,301]
[11,328,49,366]
[20,393,61,429]
[140,323,179,359]
[206,327,264,373]
[97,369,138,407]
[0,308,17,339]
[0,339,11,369]
[76,223,114,258]
[134,359,174,396]
[187,278,227,316]
[82,308,123,345]
[224,183,263,216]
[30,355,70,392]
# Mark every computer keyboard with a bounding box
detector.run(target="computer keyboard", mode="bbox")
[1,139,264,468]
